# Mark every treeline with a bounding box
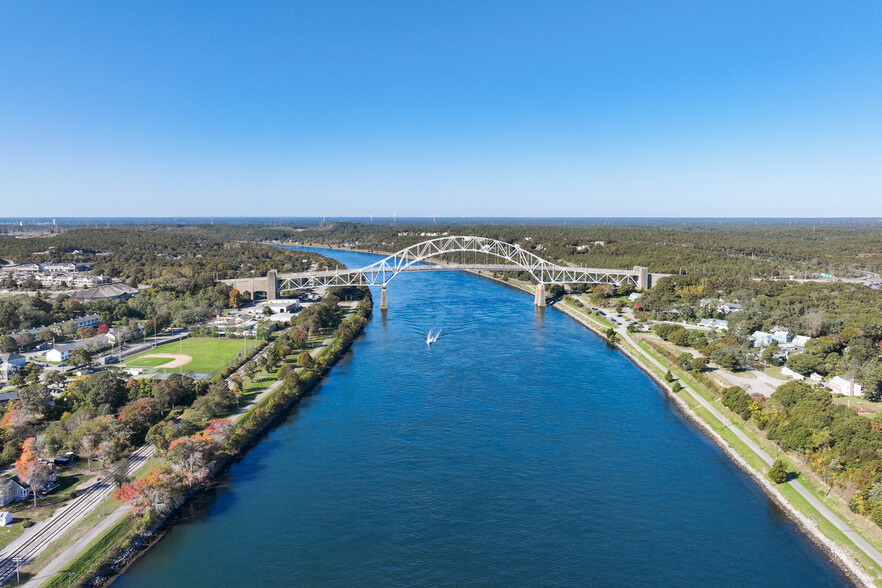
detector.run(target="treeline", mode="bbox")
[0,226,332,284]
[264,220,882,278]
[719,381,882,529]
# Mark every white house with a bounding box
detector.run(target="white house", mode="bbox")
[829,376,863,397]
[699,318,729,330]
[628,292,643,302]
[719,302,743,314]
[781,366,806,381]
[0,511,12,526]
[771,328,792,344]
[46,344,75,363]
[0,478,30,507]
[750,331,774,347]
[810,373,824,382]
[793,335,811,347]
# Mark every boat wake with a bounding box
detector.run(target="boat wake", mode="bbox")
[426,328,442,345]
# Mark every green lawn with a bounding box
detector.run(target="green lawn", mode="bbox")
[126,337,258,374]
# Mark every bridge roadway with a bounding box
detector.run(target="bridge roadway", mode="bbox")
[220,236,659,308]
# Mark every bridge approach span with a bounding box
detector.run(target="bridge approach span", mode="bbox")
[221,236,660,308]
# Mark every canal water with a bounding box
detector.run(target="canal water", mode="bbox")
[113,248,849,587]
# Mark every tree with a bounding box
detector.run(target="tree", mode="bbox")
[298,351,315,370]
[664,370,675,382]
[118,398,160,443]
[768,459,788,484]
[69,348,92,368]
[786,353,822,377]
[14,332,35,350]
[115,466,184,521]
[36,328,56,344]
[16,437,38,481]
[20,384,52,415]
[146,421,179,453]
[25,462,54,507]
[168,435,213,484]
[203,419,233,447]
[44,370,65,386]
[0,336,16,353]
[229,289,242,309]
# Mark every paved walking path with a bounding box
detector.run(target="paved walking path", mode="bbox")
[558,298,882,570]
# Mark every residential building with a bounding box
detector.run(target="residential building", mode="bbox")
[793,335,811,347]
[780,366,806,381]
[750,331,774,347]
[46,343,76,363]
[0,478,30,507]
[771,328,792,343]
[74,314,101,329]
[829,376,863,397]
[698,318,729,330]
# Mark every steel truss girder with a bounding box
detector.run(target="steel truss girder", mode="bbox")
[276,236,640,290]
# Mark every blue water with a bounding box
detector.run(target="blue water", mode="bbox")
[113,247,849,587]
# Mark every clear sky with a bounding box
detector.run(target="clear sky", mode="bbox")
[1,2,880,218]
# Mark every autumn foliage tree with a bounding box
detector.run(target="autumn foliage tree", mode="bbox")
[229,288,241,309]
[15,437,38,481]
[114,466,184,523]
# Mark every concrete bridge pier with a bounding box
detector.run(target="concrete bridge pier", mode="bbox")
[380,286,388,310]
[534,283,546,307]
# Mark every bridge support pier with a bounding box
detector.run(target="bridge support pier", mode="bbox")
[380,286,388,310]
[534,283,546,307]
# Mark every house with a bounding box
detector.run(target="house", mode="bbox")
[699,318,729,330]
[0,511,12,526]
[771,328,792,344]
[829,376,863,397]
[0,353,26,369]
[750,331,774,347]
[628,292,643,302]
[781,366,806,381]
[0,477,30,507]
[0,353,27,383]
[810,373,824,382]
[793,335,811,348]
[73,283,138,303]
[46,343,76,363]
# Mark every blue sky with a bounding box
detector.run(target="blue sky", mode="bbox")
[1,2,880,218]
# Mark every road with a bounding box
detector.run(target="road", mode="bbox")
[0,444,155,584]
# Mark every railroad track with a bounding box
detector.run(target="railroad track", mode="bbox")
[0,443,155,584]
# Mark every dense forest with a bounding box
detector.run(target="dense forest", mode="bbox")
[231,220,882,278]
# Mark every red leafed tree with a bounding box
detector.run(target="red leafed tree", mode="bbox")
[203,419,233,447]
[118,398,160,442]
[115,467,183,518]
[168,435,214,485]
[97,324,110,334]
[16,437,38,481]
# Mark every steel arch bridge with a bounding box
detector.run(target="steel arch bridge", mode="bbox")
[221,236,653,308]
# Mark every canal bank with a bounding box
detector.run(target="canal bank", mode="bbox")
[111,247,851,588]
[473,270,879,586]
